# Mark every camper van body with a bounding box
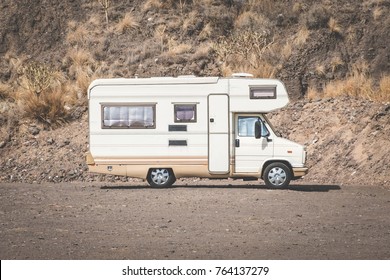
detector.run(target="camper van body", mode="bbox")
[87,76,308,188]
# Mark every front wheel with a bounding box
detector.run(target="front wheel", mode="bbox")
[147,168,176,188]
[263,162,291,188]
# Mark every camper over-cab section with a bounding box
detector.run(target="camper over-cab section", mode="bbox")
[87,75,308,188]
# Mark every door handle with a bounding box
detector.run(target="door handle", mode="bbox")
[235,139,240,147]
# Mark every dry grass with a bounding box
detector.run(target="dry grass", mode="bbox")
[64,48,96,84]
[305,4,330,29]
[76,70,93,97]
[373,7,384,20]
[18,84,69,126]
[115,12,139,34]
[315,64,326,76]
[0,83,12,100]
[308,61,390,102]
[3,52,26,84]
[191,43,212,60]
[328,17,342,35]
[292,2,307,13]
[281,41,292,60]
[154,25,167,52]
[198,23,213,40]
[346,26,356,43]
[306,86,321,100]
[66,48,94,67]
[235,11,270,31]
[222,60,276,79]
[143,0,162,11]
[16,62,70,126]
[167,41,192,56]
[87,15,102,27]
[325,62,372,98]
[244,0,273,15]
[66,24,89,46]
[250,61,276,78]
[294,27,310,46]
[213,31,276,78]
[378,75,390,102]
[330,56,343,73]
[323,73,374,99]
[182,11,199,33]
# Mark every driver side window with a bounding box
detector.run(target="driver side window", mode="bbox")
[238,116,258,137]
[238,116,269,137]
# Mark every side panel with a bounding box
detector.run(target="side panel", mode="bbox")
[208,94,230,174]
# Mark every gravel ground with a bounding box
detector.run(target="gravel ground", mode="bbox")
[1,180,389,260]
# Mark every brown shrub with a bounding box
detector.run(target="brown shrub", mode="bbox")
[115,12,139,34]
[213,31,276,77]
[305,4,330,29]
[378,75,390,102]
[328,17,342,35]
[311,62,390,102]
[16,62,70,126]
[0,83,12,100]
[66,24,89,46]
[294,26,310,46]
[18,84,70,126]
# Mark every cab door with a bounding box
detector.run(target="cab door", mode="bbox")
[234,114,274,173]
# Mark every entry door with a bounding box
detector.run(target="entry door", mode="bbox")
[234,115,274,173]
[208,94,229,174]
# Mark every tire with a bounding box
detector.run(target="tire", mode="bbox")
[263,162,291,188]
[147,168,176,188]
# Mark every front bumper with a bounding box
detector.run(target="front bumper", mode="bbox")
[292,167,309,178]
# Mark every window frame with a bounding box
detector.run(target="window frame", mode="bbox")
[249,85,277,99]
[101,103,157,129]
[173,103,197,123]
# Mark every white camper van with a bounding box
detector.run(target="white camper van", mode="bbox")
[86,75,308,188]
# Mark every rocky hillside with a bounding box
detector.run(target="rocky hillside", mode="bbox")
[0,0,389,186]
[1,0,389,97]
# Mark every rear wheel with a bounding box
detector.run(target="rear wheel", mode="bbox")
[263,162,291,188]
[147,168,176,188]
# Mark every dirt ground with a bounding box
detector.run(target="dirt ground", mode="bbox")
[1,179,389,260]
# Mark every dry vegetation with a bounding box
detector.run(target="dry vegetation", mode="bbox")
[0,0,389,131]
[308,63,390,102]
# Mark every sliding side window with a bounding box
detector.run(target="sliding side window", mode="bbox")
[102,104,156,129]
[174,104,197,123]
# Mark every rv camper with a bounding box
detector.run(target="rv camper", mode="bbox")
[86,75,308,188]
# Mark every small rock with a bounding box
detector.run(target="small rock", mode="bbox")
[0,141,6,148]
[29,126,40,136]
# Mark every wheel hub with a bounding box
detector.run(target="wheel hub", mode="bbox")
[268,167,286,186]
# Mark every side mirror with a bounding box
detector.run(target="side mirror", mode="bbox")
[255,119,271,139]
[255,120,262,139]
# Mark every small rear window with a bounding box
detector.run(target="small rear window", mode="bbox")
[174,104,197,123]
[250,86,276,99]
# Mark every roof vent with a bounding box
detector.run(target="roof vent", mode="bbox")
[232,73,254,78]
